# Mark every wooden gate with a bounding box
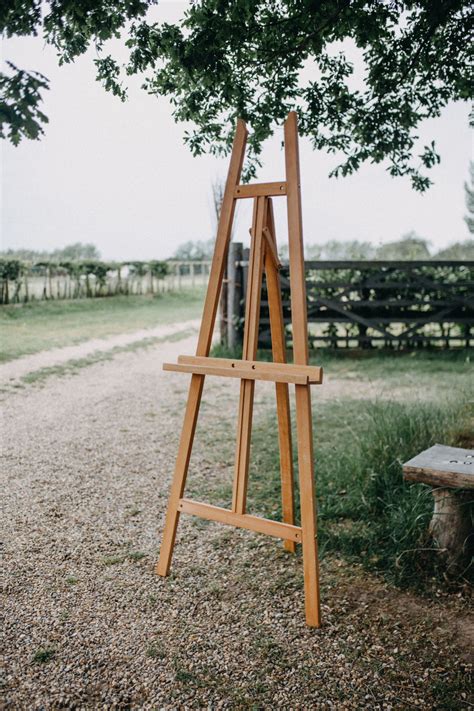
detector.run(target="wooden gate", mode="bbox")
[222,253,474,349]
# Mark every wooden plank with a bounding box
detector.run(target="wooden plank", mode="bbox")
[163,361,309,384]
[285,110,321,628]
[233,196,268,514]
[403,444,474,489]
[234,182,287,199]
[177,356,322,384]
[178,499,302,542]
[264,198,296,553]
[157,119,248,577]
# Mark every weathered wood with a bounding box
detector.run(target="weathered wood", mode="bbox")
[403,444,474,489]
[429,489,473,567]
[403,444,474,569]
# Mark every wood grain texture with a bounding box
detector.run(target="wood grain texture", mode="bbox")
[179,499,302,542]
[403,444,474,489]
[233,197,268,514]
[157,119,248,577]
[234,182,287,198]
[164,361,310,384]
[285,110,321,628]
[264,198,296,553]
[177,356,322,383]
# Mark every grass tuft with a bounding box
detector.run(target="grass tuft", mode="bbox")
[32,647,56,664]
[247,394,473,589]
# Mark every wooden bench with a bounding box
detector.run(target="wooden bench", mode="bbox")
[403,444,474,568]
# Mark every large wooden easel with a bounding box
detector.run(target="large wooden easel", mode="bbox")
[157,112,323,627]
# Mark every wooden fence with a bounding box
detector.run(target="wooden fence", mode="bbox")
[220,245,473,350]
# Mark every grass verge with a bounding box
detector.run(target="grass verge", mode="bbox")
[209,344,473,589]
[8,328,196,388]
[0,290,205,362]
[247,395,473,589]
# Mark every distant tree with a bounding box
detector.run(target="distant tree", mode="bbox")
[375,232,431,260]
[211,179,225,232]
[172,240,215,261]
[2,2,472,191]
[1,242,101,261]
[55,242,101,260]
[435,240,474,259]
[464,161,474,234]
[321,240,375,260]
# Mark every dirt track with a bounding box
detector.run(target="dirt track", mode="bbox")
[2,330,472,709]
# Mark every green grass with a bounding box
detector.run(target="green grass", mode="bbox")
[246,395,473,588]
[212,341,472,377]
[32,647,56,664]
[0,290,205,362]
[208,345,474,589]
[10,327,195,388]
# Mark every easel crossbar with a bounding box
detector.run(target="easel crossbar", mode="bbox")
[235,182,287,198]
[178,498,302,542]
[172,355,323,384]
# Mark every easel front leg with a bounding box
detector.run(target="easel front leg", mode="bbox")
[295,384,321,627]
[156,373,205,576]
[285,111,321,627]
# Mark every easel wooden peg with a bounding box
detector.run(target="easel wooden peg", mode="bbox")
[157,112,323,628]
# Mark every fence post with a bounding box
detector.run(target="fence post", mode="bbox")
[227,241,243,350]
[220,261,228,346]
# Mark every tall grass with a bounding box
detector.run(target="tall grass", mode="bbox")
[245,396,473,589]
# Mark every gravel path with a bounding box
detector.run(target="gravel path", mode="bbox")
[2,332,471,709]
[0,319,201,384]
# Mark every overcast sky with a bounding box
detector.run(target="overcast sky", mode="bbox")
[1,1,472,260]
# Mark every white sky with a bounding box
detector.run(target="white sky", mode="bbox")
[1,1,472,260]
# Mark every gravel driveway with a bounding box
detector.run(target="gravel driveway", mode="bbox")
[1,330,472,709]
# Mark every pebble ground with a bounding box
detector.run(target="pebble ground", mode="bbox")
[2,333,472,709]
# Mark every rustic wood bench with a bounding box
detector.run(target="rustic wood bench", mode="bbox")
[403,444,474,568]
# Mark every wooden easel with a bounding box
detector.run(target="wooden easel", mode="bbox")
[157,112,323,627]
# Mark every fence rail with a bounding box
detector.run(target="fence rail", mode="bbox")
[220,246,473,350]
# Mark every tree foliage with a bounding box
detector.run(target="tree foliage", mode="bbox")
[1,1,472,190]
[1,242,101,261]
